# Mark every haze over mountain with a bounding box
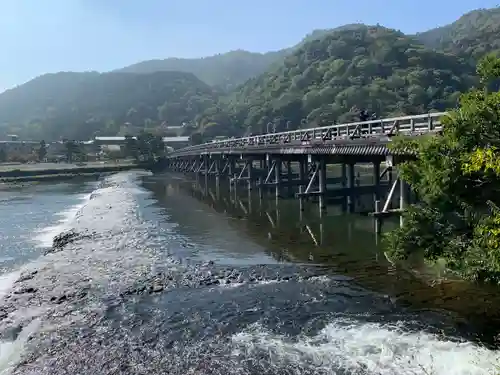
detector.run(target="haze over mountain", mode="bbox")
[1,0,495,91]
[0,1,499,141]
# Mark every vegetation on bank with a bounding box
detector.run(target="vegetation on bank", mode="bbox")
[385,54,500,283]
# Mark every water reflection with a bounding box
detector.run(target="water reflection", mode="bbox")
[144,172,500,346]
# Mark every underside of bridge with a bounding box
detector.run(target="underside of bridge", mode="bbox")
[165,112,445,230]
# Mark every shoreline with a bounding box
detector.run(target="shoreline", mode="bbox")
[0,163,140,182]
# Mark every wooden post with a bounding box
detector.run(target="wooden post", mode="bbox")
[318,158,327,216]
[258,176,263,200]
[204,155,209,188]
[228,158,235,192]
[247,159,253,191]
[347,163,355,213]
[298,158,305,212]
[341,163,347,212]
[373,161,381,207]
[399,176,406,227]
[275,159,282,199]
[286,160,292,198]
[374,200,381,234]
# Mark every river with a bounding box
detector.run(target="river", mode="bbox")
[0,171,499,375]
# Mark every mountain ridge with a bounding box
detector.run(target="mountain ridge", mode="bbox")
[0,7,498,142]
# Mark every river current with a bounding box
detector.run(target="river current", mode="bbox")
[0,171,498,375]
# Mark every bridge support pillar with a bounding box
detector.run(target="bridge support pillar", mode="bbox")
[399,177,407,227]
[347,163,355,213]
[275,158,282,199]
[204,155,209,186]
[258,176,264,200]
[247,159,254,191]
[228,158,235,192]
[298,157,306,212]
[215,158,221,197]
[286,161,293,198]
[373,161,381,205]
[341,163,347,212]
[318,158,327,217]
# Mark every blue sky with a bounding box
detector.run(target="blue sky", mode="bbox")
[0,0,497,91]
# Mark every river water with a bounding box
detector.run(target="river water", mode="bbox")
[0,171,499,375]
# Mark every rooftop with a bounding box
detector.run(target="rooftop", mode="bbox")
[162,136,190,142]
[92,136,190,143]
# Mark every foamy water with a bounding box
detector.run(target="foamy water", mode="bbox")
[0,188,94,372]
[232,319,500,374]
[0,172,157,373]
[0,272,20,302]
[0,171,498,375]
[32,193,92,248]
[0,320,41,375]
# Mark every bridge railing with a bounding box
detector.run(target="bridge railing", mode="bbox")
[169,112,447,156]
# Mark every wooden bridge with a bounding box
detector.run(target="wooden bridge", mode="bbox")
[166,112,446,229]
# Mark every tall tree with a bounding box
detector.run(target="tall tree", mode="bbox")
[37,140,47,162]
[385,54,500,283]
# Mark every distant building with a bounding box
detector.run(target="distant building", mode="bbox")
[160,121,186,131]
[162,136,190,149]
[6,134,19,141]
[89,135,191,150]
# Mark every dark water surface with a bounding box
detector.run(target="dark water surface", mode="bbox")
[0,171,499,375]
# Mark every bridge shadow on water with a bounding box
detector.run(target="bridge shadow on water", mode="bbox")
[144,172,500,348]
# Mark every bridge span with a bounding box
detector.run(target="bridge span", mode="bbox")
[166,112,446,229]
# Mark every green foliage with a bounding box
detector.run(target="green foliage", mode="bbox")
[416,8,500,60]
[118,50,288,92]
[125,131,166,162]
[0,148,6,162]
[124,135,139,160]
[197,26,476,136]
[64,140,82,163]
[139,132,165,161]
[385,53,500,283]
[0,71,218,141]
[37,140,47,161]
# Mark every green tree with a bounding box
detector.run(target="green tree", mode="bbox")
[385,53,500,283]
[136,132,165,162]
[37,140,47,162]
[0,71,218,141]
[64,140,80,163]
[124,135,139,160]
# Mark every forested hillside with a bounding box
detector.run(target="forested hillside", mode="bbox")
[117,50,288,91]
[194,26,476,138]
[416,8,500,60]
[0,71,218,140]
[0,7,499,142]
[116,24,369,91]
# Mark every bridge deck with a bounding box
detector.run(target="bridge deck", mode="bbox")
[168,112,445,158]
